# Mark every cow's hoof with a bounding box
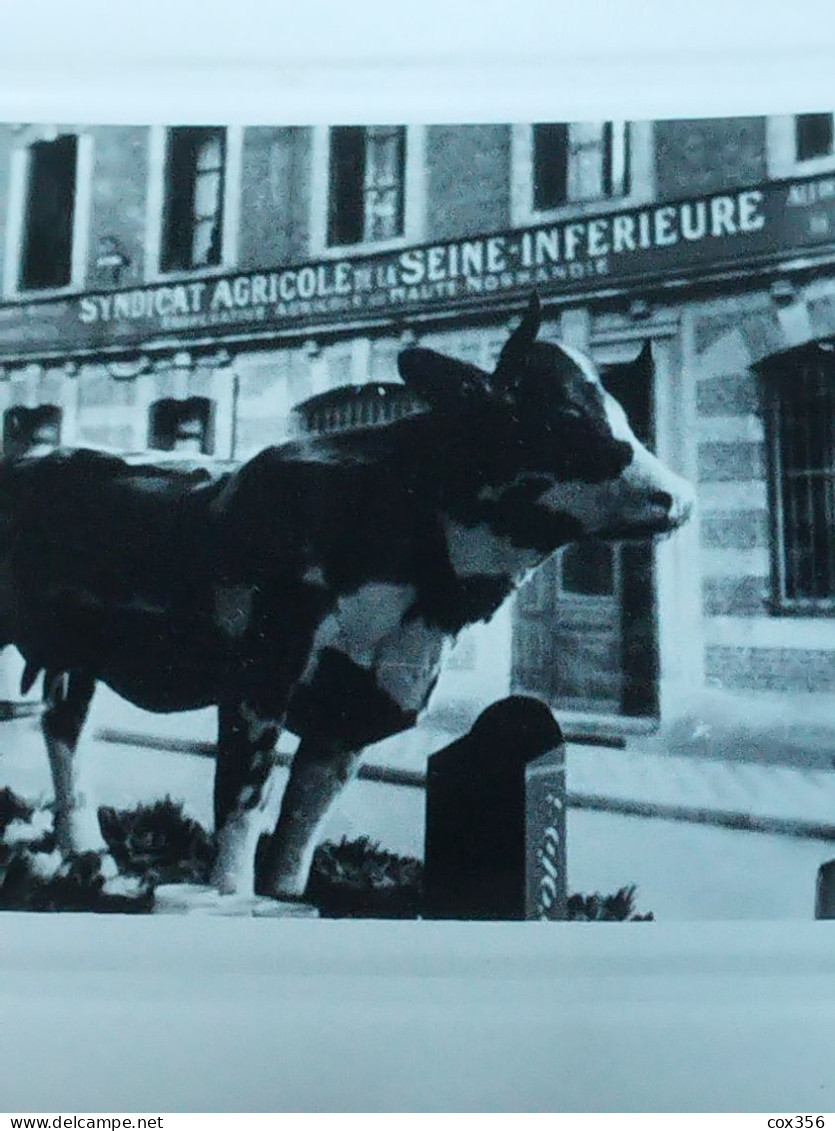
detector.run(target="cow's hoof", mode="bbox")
[209,867,255,898]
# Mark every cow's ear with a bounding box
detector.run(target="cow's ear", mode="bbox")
[492,292,542,392]
[397,348,492,413]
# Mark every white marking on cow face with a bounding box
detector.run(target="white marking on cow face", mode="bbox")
[532,347,695,540]
[595,388,695,537]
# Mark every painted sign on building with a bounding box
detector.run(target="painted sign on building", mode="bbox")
[1,173,835,360]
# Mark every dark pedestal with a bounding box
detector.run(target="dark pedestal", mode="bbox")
[423,695,567,921]
[815,859,835,919]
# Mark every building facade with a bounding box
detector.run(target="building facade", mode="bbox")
[1,114,834,758]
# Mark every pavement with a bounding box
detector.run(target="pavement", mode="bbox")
[4,686,835,919]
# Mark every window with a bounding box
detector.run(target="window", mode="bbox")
[561,541,617,597]
[531,121,631,212]
[766,114,835,178]
[161,128,226,272]
[532,123,569,211]
[3,405,62,457]
[795,113,834,163]
[20,135,78,290]
[294,384,422,435]
[148,397,214,454]
[765,345,835,610]
[327,126,406,247]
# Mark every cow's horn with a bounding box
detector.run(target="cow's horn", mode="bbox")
[493,292,541,389]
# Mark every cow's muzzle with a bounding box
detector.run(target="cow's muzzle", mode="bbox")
[604,468,696,541]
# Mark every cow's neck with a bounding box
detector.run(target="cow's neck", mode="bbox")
[401,435,580,632]
[391,414,586,630]
[442,478,581,579]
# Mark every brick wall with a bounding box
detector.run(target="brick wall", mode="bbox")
[655,117,768,201]
[705,646,835,693]
[693,293,835,694]
[233,346,315,461]
[86,127,150,290]
[238,127,312,269]
[425,125,511,240]
[0,128,13,292]
[75,363,144,451]
[695,302,772,634]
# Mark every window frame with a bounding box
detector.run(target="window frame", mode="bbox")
[763,342,835,617]
[327,125,407,248]
[2,404,63,457]
[766,113,835,179]
[310,125,426,258]
[147,395,216,456]
[145,125,243,283]
[3,127,94,299]
[510,120,654,228]
[160,127,227,275]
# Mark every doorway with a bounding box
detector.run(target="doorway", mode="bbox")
[511,351,659,718]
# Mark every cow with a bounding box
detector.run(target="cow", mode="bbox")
[0,294,694,906]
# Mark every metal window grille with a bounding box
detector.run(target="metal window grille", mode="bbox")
[769,345,835,609]
[795,113,835,162]
[295,384,424,435]
[161,128,226,272]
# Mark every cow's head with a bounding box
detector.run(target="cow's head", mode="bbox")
[397,293,695,542]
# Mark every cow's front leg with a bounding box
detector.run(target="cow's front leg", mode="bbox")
[41,669,115,875]
[210,700,281,896]
[259,737,362,900]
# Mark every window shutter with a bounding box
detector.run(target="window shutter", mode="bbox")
[532,123,568,211]
[327,127,366,247]
[21,135,77,289]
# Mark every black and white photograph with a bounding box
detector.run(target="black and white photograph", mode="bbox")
[1,105,835,927]
[3,1,835,1117]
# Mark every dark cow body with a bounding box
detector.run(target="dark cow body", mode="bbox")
[0,295,695,903]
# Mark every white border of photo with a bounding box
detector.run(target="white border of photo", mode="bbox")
[1,0,835,1114]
